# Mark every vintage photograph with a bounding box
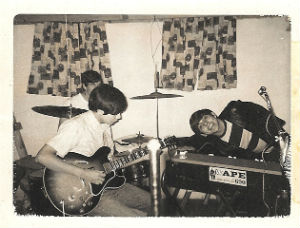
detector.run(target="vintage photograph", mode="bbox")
[12,14,293,219]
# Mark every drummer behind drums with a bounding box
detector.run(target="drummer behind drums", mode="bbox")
[58,70,103,126]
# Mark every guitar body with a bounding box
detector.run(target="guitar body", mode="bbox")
[43,137,176,216]
[43,147,126,216]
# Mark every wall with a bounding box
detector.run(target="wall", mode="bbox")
[13,17,291,157]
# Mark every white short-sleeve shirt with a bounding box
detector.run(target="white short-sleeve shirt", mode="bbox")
[64,93,88,110]
[47,111,114,158]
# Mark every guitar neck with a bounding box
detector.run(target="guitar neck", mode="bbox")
[103,136,176,173]
[104,148,149,173]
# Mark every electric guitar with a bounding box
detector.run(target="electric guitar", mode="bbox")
[43,136,177,216]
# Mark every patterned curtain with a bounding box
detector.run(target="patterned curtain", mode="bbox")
[158,16,237,91]
[27,21,113,97]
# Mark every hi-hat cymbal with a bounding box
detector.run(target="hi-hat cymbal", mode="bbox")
[122,135,153,144]
[32,105,88,118]
[131,91,183,100]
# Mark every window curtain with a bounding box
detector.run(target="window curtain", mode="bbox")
[158,16,237,91]
[27,21,113,97]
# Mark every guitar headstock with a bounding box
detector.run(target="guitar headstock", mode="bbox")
[160,136,178,150]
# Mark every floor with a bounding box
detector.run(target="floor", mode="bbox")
[13,167,290,217]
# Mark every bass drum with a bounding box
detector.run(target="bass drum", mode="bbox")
[123,161,150,189]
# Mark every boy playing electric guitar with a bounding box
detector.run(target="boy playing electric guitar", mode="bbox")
[36,84,151,216]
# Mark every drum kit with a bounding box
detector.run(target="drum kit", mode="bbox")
[32,105,88,118]
[32,89,183,185]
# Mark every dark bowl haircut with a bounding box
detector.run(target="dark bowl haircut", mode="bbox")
[81,70,103,86]
[88,84,128,115]
[189,109,214,134]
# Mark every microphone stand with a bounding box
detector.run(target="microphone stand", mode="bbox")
[258,86,291,179]
[258,86,291,215]
[147,139,162,216]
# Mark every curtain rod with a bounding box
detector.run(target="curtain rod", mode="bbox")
[14,14,281,25]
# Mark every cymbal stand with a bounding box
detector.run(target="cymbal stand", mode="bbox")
[156,91,159,139]
[155,66,160,139]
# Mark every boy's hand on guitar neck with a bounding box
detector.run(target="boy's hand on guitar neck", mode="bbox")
[80,169,106,185]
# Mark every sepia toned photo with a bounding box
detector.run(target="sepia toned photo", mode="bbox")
[12,14,293,218]
[0,0,297,226]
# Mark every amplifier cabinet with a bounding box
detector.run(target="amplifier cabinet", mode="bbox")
[163,158,289,216]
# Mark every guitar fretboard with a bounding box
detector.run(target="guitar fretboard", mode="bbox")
[102,136,176,173]
[103,148,149,173]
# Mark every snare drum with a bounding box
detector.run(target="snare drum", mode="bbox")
[124,160,150,182]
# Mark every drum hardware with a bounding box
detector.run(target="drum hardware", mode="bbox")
[130,68,183,215]
[131,88,183,139]
[119,147,150,185]
[131,91,183,100]
[122,132,153,145]
[131,66,183,139]
[122,161,150,183]
[32,105,87,118]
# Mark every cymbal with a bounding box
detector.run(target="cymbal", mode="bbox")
[122,135,153,144]
[131,91,183,100]
[32,105,88,118]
